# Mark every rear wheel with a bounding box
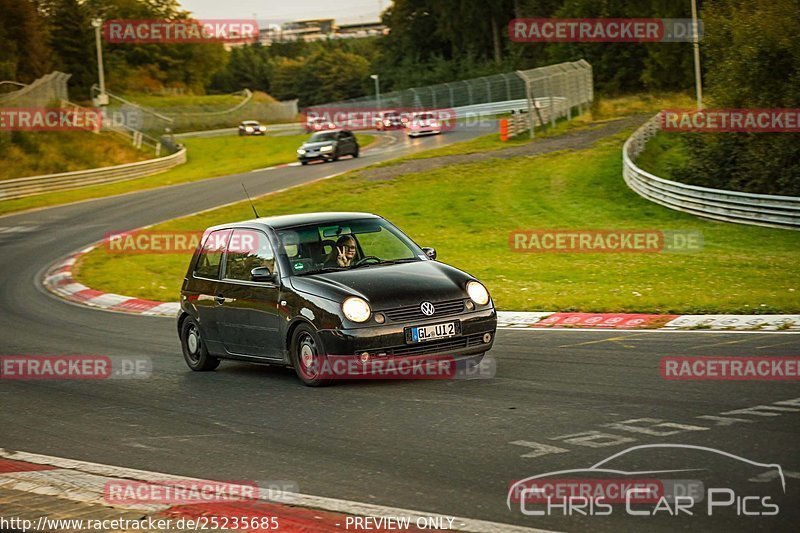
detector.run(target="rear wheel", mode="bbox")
[353,146,360,158]
[290,324,331,386]
[300,160,308,165]
[180,317,220,371]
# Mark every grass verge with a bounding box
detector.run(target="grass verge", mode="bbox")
[394,92,696,162]
[0,133,373,217]
[75,128,800,313]
[635,131,689,179]
[0,131,151,181]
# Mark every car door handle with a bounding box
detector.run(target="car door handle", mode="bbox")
[215,294,225,305]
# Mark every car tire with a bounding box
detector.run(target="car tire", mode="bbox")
[300,161,308,165]
[332,150,340,162]
[180,316,220,371]
[290,324,331,387]
[353,146,359,158]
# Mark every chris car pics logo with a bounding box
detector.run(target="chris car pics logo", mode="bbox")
[508,444,784,517]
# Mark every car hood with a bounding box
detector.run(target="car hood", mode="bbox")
[288,260,473,308]
[301,141,335,149]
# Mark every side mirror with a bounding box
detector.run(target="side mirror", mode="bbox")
[251,266,275,282]
[422,247,437,260]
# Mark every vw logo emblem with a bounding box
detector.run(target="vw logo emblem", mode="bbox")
[420,302,435,316]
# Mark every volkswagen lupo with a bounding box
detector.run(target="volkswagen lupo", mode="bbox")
[178,212,496,386]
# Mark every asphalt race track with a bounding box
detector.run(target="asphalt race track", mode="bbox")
[1,128,799,532]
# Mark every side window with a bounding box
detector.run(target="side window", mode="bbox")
[194,229,230,279]
[224,229,276,282]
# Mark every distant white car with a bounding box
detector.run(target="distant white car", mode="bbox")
[406,112,441,137]
[238,120,266,136]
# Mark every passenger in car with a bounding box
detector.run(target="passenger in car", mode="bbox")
[324,235,357,268]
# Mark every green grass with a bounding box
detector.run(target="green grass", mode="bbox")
[120,93,269,108]
[635,131,690,179]
[393,92,697,162]
[0,133,374,217]
[0,131,151,181]
[75,129,800,313]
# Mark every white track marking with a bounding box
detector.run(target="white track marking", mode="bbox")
[0,448,558,533]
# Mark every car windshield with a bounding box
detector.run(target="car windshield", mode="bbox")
[277,218,424,275]
[309,132,337,142]
[242,121,259,126]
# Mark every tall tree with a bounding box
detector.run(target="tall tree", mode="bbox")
[0,0,52,82]
[676,0,800,195]
[48,0,97,100]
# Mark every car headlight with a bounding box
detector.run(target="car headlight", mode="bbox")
[320,145,333,152]
[245,126,253,132]
[466,281,490,305]
[297,148,306,154]
[343,297,371,322]
[259,126,266,131]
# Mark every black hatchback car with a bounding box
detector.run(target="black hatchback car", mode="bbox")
[178,212,496,386]
[297,130,359,164]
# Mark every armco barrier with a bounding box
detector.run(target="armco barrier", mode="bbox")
[623,114,800,230]
[0,147,187,201]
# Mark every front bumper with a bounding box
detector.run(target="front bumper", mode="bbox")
[408,128,441,136]
[317,307,496,359]
[298,151,335,162]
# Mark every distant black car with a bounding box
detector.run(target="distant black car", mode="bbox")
[178,212,496,386]
[297,130,359,164]
[238,120,266,136]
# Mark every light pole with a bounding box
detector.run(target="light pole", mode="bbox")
[690,0,703,110]
[370,74,380,109]
[91,18,108,106]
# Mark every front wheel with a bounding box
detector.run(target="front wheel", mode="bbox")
[180,316,220,371]
[290,324,331,387]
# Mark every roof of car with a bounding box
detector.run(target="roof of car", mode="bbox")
[207,212,381,231]
[241,120,261,124]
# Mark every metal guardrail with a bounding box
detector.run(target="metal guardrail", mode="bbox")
[0,147,187,201]
[174,122,305,139]
[623,114,800,230]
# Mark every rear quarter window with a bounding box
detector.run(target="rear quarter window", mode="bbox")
[194,229,230,279]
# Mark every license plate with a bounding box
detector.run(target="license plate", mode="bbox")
[407,321,460,343]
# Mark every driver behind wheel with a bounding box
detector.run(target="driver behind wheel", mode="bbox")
[324,235,357,268]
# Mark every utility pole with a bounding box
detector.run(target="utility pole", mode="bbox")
[370,74,381,109]
[91,18,108,106]
[691,0,703,110]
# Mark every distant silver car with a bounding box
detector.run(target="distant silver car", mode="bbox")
[239,120,266,136]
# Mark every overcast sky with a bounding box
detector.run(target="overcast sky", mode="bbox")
[179,0,390,24]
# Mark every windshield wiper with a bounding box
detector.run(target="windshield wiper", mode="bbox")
[294,267,346,276]
[351,258,419,269]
